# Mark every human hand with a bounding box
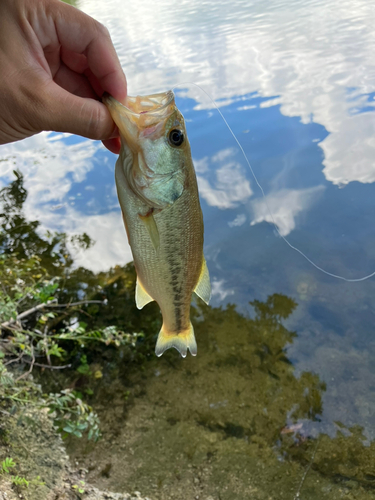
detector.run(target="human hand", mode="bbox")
[0,0,127,154]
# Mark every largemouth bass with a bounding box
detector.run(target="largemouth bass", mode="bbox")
[104,91,211,357]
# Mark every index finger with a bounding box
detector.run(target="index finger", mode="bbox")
[49,1,127,102]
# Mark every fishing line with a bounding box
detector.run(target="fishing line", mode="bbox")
[172,82,375,282]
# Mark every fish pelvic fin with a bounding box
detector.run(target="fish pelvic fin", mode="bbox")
[194,258,211,305]
[155,323,197,358]
[138,212,160,250]
[135,278,154,309]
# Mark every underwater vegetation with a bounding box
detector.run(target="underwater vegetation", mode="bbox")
[65,286,375,500]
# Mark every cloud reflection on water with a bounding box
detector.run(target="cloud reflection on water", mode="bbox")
[1,0,375,269]
[80,0,375,187]
[250,186,326,237]
[0,133,131,272]
[195,148,253,210]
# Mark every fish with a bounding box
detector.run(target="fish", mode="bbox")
[103,91,211,357]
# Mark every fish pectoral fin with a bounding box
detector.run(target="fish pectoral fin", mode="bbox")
[155,323,197,358]
[138,212,160,250]
[135,278,154,309]
[194,258,211,305]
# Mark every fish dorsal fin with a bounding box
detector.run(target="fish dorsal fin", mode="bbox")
[194,258,211,305]
[135,278,154,310]
[138,213,160,250]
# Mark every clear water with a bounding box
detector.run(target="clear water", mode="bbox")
[2,0,375,497]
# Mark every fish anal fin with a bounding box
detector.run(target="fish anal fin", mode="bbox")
[194,258,211,305]
[155,323,197,358]
[135,278,154,310]
[139,212,160,250]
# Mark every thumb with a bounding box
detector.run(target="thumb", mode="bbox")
[44,82,116,140]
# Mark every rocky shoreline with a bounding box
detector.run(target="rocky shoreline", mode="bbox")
[0,407,151,500]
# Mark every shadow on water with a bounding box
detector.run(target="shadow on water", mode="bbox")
[2,173,375,499]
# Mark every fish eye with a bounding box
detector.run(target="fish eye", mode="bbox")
[168,129,184,147]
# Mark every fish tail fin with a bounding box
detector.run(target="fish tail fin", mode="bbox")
[155,323,197,358]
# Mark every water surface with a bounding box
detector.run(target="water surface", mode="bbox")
[2,0,375,498]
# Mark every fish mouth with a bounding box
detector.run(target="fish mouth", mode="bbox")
[121,91,175,116]
[103,91,175,118]
[103,91,176,143]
